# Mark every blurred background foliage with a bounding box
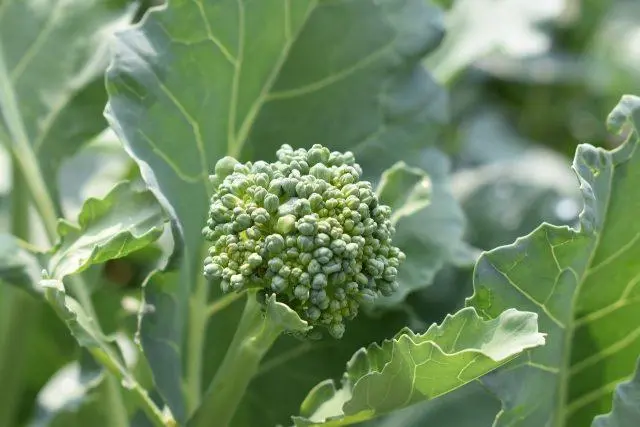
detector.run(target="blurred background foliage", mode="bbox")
[1,0,639,425]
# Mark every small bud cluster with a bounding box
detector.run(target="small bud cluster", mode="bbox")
[202,144,405,338]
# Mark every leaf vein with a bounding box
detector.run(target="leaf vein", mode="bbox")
[231,0,317,157]
[487,259,566,329]
[138,130,202,183]
[585,230,640,277]
[9,1,61,82]
[265,41,392,101]
[193,0,238,66]
[570,326,640,375]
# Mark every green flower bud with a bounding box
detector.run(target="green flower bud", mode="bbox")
[263,194,280,213]
[307,306,321,321]
[358,288,376,304]
[268,257,284,272]
[297,217,317,236]
[271,275,287,293]
[275,214,296,234]
[251,208,270,224]
[230,274,245,290]
[312,273,327,289]
[297,235,315,252]
[314,247,333,264]
[329,323,345,339]
[308,193,324,211]
[294,285,310,300]
[247,253,263,268]
[307,144,330,165]
[265,234,285,254]
[307,259,322,275]
[309,163,333,181]
[234,213,252,231]
[215,156,239,178]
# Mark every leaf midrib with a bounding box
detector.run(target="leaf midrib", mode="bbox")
[228,0,318,158]
[555,149,615,427]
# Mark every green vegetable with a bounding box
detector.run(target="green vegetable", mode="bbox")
[193,144,406,426]
[203,144,405,339]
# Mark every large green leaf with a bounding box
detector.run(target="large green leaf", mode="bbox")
[137,269,187,423]
[385,148,469,303]
[374,150,468,304]
[0,0,137,205]
[293,307,544,426]
[47,181,166,281]
[105,0,447,284]
[592,356,640,427]
[466,95,640,426]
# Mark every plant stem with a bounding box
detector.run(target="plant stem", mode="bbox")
[90,345,172,427]
[0,47,58,241]
[0,153,39,426]
[186,265,210,414]
[103,375,132,427]
[189,294,282,427]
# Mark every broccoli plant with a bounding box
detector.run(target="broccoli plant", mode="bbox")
[1,1,640,427]
[195,145,405,424]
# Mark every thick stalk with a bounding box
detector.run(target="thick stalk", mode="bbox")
[189,294,281,427]
[186,269,210,414]
[0,155,39,426]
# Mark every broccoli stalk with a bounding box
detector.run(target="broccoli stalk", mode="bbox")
[191,144,405,426]
[190,293,307,427]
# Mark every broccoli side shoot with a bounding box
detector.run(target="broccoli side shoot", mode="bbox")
[202,144,405,338]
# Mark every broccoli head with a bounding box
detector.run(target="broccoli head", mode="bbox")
[202,144,405,338]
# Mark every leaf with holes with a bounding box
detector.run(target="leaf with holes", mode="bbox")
[292,307,545,426]
[47,181,167,281]
[466,95,640,426]
[0,0,137,206]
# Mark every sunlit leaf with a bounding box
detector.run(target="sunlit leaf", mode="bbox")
[293,307,544,426]
[47,182,166,280]
[466,95,640,425]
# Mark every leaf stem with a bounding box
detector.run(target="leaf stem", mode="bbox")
[186,264,210,414]
[0,46,58,241]
[189,293,281,427]
[0,151,40,426]
[90,346,172,427]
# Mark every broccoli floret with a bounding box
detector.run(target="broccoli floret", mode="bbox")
[202,144,405,338]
